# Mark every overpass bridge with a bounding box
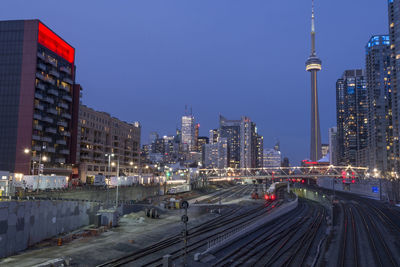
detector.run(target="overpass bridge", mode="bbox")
[196,166,371,181]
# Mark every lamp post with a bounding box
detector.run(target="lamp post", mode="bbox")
[112,158,120,209]
[105,153,114,207]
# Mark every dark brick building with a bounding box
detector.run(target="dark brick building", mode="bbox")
[0,20,80,175]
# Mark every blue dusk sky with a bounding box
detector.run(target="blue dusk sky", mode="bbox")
[1,0,388,164]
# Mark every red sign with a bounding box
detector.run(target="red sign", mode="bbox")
[38,22,75,63]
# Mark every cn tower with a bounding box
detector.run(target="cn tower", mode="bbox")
[306,0,322,161]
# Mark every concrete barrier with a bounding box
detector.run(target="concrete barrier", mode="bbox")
[0,200,100,258]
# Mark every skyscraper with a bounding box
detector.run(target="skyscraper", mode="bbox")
[240,117,253,169]
[0,20,80,175]
[388,0,400,174]
[329,127,337,165]
[366,35,393,173]
[255,135,264,168]
[203,137,228,169]
[219,115,241,168]
[181,114,195,151]
[336,70,368,166]
[305,0,322,161]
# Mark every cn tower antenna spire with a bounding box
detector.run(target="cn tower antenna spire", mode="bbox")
[311,0,316,55]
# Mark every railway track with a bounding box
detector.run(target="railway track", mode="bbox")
[338,203,358,267]
[209,198,326,267]
[305,185,400,267]
[97,199,279,267]
[198,185,248,204]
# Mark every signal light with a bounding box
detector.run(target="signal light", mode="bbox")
[271,194,276,200]
[352,179,355,184]
[264,194,269,200]
[342,179,346,183]
[301,179,305,184]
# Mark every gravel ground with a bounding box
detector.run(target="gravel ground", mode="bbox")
[0,207,220,267]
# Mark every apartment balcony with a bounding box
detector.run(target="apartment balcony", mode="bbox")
[34,92,43,100]
[32,135,41,141]
[43,97,54,104]
[43,117,53,123]
[55,158,66,164]
[58,102,69,109]
[81,154,91,160]
[33,113,42,120]
[60,131,71,137]
[60,66,72,75]
[35,103,44,111]
[46,108,58,115]
[41,136,52,142]
[45,147,56,153]
[59,149,70,155]
[36,83,46,91]
[49,69,60,78]
[33,124,43,131]
[45,127,57,134]
[59,84,70,92]
[63,77,73,85]
[36,72,45,81]
[45,77,56,85]
[46,58,57,67]
[56,139,67,145]
[80,146,91,152]
[37,52,45,60]
[62,113,71,120]
[37,63,46,71]
[32,145,42,152]
[57,121,68,127]
[48,89,59,96]
[62,95,72,102]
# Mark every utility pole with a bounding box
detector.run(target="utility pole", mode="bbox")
[116,158,120,209]
[181,200,189,266]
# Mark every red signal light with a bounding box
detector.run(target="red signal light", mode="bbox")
[301,179,305,184]
[342,179,346,183]
[271,194,276,200]
[352,179,355,184]
[264,194,269,200]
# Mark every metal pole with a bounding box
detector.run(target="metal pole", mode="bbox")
[379,178,382,201]
[107,154,111,207]
[36,153,41,192]
[184,207,188,266]
[116,159,119,208]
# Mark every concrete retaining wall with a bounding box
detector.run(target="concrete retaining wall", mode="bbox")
[316,177,395,200]
[0,200,100,258]
[27,185,160,203]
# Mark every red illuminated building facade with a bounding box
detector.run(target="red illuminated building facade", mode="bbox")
[0,20,80,175]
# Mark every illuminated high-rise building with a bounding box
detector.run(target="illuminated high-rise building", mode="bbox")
[366,35,393,173]
[181,115,195,151]
[336,70,368,166]
[219,115,241,168]
[305,0,322,161]
[388,0,400,174]
[0,20,80,175]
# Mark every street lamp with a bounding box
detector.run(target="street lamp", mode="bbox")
[112,158,120,209]
[105,153,115,206]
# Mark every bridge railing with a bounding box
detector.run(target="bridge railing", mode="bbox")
[196,166,370,180]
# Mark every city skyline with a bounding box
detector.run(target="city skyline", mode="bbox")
[0,0,388,164]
